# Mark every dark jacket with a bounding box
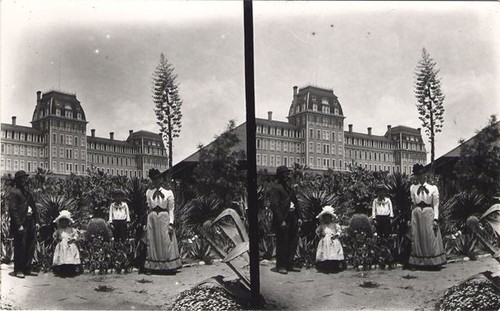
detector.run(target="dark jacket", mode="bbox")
[7,187,38,231]
[268,180,300,227]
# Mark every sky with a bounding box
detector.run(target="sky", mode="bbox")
[1,1,499,165]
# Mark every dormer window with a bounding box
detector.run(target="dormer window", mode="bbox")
[334,108,339,115]
[313,103,318,111]
[55,109,61,116]
[324,106,330,113]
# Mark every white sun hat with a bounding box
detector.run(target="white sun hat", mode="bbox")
[53,210,74,224]
[316,205,336,219]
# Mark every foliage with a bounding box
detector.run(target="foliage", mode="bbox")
[125,177,148,241]
[295,235,319,268]
[452,231,477,259]
[454,115,500,203]
[85,218,112,242]
[414,47,445,163]
[385,173,412,237]
[346,214,374,238]
[437,277,500,310]
[152,52,183,168]
[37,194,77,226]
[190,120,247,208]
[298,190,336,237]
[441,190,486,234]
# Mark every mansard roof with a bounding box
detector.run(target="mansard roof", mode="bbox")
[128,130,163,141]
[32,90,87,122]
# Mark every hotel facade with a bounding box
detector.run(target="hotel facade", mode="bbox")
[1,90,169,178]
[255,85,427,174]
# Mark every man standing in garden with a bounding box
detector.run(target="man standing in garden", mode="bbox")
[7,170,39,278]
[269,165,301,274]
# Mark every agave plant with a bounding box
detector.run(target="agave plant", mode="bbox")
[384,173,412,236]
[298,190,336,237]
[126,177,148,241]
[37,194,77,226]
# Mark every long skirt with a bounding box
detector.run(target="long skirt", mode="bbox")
[53,240,81,266]
[408,207,447,267]
[316,235,344,262]
[144,211,182,272]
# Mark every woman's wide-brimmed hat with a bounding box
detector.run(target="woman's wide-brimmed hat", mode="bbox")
[412,163,426,175]
[148,168,162,180]
[54,210,74,224]
[316,205,336,219]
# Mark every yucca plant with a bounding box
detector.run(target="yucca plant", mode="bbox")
[126,177,148,241]
[37,194,77,226]
[453,231,478,259]
[298,190,336,237]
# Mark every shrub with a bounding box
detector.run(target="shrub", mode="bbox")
[346,214,374,238]
[85,218,112,242]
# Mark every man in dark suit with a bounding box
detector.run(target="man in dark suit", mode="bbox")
[7,170,39,278]
[268,165,301,274]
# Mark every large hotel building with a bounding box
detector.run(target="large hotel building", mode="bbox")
[255,85,426,174]
[2,85,426,177]
[1,90,169,177]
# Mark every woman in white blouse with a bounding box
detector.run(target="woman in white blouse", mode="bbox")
[143,168,182,274]
[408,164,446,269]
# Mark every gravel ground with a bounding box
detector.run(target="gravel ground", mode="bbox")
[1,255,498,310]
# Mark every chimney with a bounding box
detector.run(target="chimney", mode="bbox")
[129,130,133,136]
[417,128,421,133]
[348,124,353,132]
[387,125,392,131]
[368,127,372,135]
[11,116,17,126]
[268,111,273,121]
[36,91,41,101]
[91,129,95,137]
[109,132,114,140]
[293,86,298,96]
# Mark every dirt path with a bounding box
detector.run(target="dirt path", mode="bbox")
[1,256,498,310]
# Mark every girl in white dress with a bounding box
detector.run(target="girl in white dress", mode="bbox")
[315,205,345,273]
[52,210,81,276]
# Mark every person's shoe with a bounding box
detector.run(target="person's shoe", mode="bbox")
[278,268,288,275]
[15,272,25,279]
[25,271,38,276]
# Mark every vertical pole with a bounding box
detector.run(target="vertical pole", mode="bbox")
[243,0,261,307]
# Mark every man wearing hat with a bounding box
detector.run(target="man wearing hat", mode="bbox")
[408,163,446,269]
[269,165,302,274]
[6,170,39,278]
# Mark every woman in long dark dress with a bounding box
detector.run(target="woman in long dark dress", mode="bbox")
[143,169,182,274]
[408,164,447,269]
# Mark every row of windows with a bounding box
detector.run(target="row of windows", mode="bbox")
[37,119,86,134]
[256,154,304,168]
[345,136,393,149]
[89,154,135,167]
[256,125,301,138]
[347,149,393,162]
[309,129,343,142]
[2,130,45,143]
[88,142,135,154]
[1,144,45,158]
[256,139,303,153]
[397,152,427,162]
[308,143,344,156]
[51,147,85,161]
[1,159,48,172]
[92,167,141,178]
[307,157,344,170]
[52,133,86,147]
[294,102,340,115]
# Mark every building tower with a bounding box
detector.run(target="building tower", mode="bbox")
[287,85,346,170]
[31,90,88,174]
